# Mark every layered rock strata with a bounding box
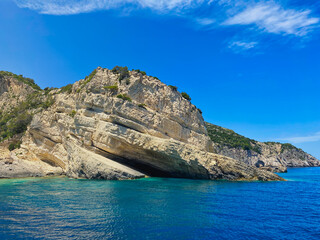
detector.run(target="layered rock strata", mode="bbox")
[0,68,294,180]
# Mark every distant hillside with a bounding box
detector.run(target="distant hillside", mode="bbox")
[205,122,320,172]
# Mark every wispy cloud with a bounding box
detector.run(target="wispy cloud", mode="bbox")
[280,132,320,144]
[223,2,319,36]
[13,0,320,52]
[13,0,205,15]
[14,1,319,34]
[228,40,258,52]
[195,17,216,26]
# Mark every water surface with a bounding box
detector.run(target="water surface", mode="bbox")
[1,168,320,239]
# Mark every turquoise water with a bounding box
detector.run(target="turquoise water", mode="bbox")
[0,168,320,240]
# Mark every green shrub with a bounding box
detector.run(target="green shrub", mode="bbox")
[82,69,97,86]
[198,108,202,114]
[112,66,129,82]
[134,69,147,75]
[169,85,178,91]
[59,84,73,94]
[44,87,53,95]
[126,79,130,85]
[181,92,191,101]
[8,141,21,151]
[41,96,54,109]
[8,143,15,151]
[7,113,33,137]
[117,94,132,102]
[69,110,77,118]
[138,103,146,108]
[104,85,118,91]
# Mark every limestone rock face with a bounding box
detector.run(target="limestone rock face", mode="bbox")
[206,123,320,172]
[213,142,320,172]
[0,147,63,178]
[0,73,36,111]
[13,67,282,181]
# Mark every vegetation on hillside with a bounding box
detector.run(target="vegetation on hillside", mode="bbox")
[281,143,300,153]
[138,103,146,109]
[133,69,146,76]
[169,85,178,91]
[112,66,129,82]
[181,92,191,101]
[69,110,77,118]
[116,94,132,102]
[0,71,42,91]
[104,85,118,91]
[74,69,98,93]
[205,122,261,153]
[206,122,304,154]
[83,69,97,85]
[59,84,73,94]
[8,141,22,151]
[0,91,54,144]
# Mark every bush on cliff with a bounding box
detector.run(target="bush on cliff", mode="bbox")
[117,94,132,102]
[59,84,73,94]
[169,85,178,91]
[112,66,129,82]
[104,85,118,91]
[83,69,97,85]
[181,92,191,101]
[69,110,77,118]
[8,141,22,151]
[138,103,146,109]
[133,69,147,76]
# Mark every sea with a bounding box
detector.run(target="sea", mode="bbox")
[0,167,319,240]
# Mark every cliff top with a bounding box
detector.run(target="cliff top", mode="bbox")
[0,71,41,91]
[205,122,306,154]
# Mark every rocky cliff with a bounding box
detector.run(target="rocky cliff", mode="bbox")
[0,71,40,111]
[206,123,320,172]
[0,68,289,180]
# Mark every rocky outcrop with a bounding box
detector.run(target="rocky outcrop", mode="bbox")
[0,67,283,181]
[0,72,37,111]
[0,147,63,178]
[0,68,281,181]
[206,123,320,172]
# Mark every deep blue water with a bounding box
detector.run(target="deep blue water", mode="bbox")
[0,168,320,240]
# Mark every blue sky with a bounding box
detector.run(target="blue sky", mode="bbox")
[1,0,319,158]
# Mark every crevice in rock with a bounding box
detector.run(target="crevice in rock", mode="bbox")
[41,159,60,167]
[112,121,144,134]
[29,130,60,144]
[89,145,173,177]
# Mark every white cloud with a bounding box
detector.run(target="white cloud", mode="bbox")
[228,40,257,51]
[13,0,204,15]
[136,0,203,11]
[223,2,319,36]
[196,18,215,26]
[280,132,320,144]
[13,0,320,38]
